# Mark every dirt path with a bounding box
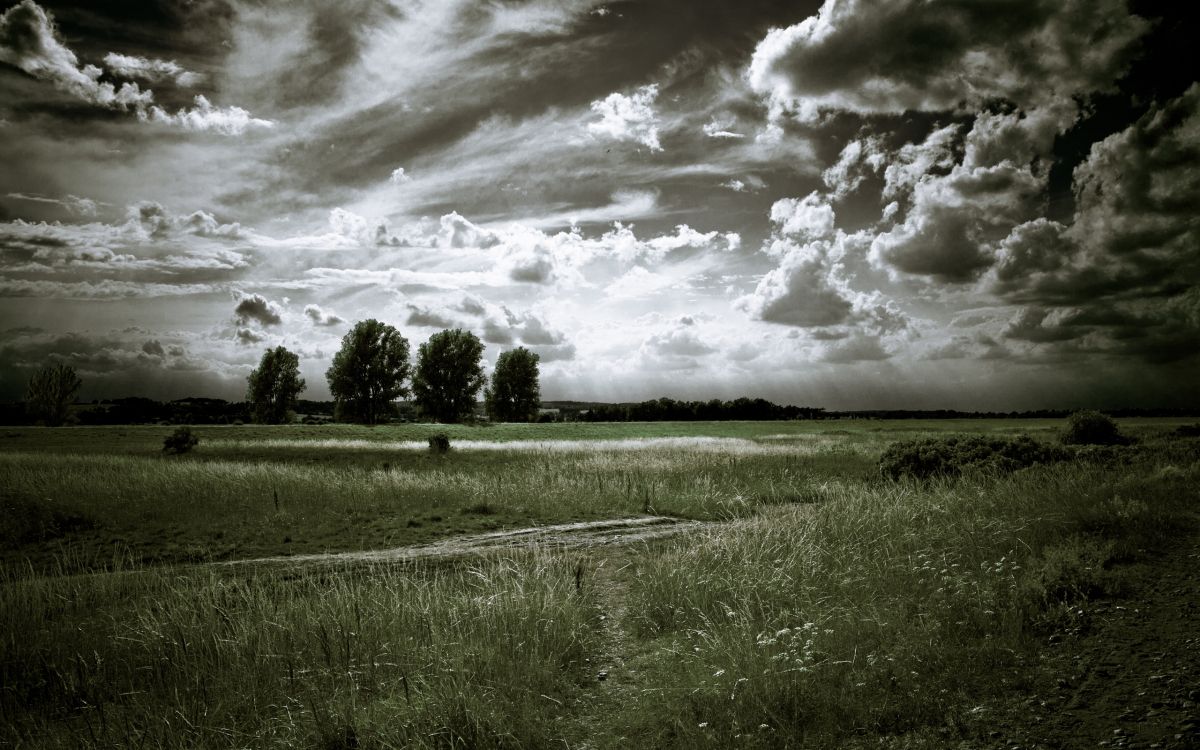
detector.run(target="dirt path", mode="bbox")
[971,530,1200,749]
[219,515,709,569]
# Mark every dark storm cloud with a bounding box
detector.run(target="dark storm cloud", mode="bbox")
[748,0,1149,119]
[233,293,282,327]
[988,85,1200,304]
[866,107,1065,283]
[999,295,1200,366]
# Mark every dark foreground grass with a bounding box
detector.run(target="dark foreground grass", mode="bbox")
[1,422,1197,747]
[1,554,599,748]
[609,451,1199,747]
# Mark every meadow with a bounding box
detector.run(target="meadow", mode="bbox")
[1,418,1197,748]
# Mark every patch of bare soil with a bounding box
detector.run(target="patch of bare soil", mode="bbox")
[221,515,709,569]
[969,531,1200,750]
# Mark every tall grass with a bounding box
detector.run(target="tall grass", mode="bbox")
[0,445,872,573]
[610,456,1198,747]
[2,424,1195,747]
[0,552,598,748]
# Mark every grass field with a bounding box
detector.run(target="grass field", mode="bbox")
[1,418,1197,747]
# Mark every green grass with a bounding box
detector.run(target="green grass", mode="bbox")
[0,419,1186,573]
[1,419,1197,747]
[3,417,1168,456]
[1,553,599,748]
[607,459,1198,747]
[0,426,885,573]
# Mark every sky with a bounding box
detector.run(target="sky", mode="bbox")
[0,0,1196,410]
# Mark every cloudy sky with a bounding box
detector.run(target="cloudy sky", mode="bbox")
[0,0,1195,409]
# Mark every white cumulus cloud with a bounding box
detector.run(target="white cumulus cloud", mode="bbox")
[587,83,663,152]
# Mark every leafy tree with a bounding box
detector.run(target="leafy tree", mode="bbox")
[412,329,486,423]
[25,364,82,426]
[246,346,306,424]
[485,347,541,422]
[326,319,411,424]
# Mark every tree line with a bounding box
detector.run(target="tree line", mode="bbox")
[579,397,827,422]
[250,320,541,424]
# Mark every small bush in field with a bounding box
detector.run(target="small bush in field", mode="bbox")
[1060,410,1129,446]
[162,426,199,455]
[427,432,451,454]
[1174,423,1200,437]
[879,435,1067,480]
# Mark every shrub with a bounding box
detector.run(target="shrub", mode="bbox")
[1174,423,1200,437]
[162,426,199,455]
[427,432,451,454]
[879,435,1068,480]
[1060,410,1130,446]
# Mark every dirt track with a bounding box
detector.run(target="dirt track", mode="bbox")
[220,515,709,569]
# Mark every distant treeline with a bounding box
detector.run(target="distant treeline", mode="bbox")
[577,397,826,422]
[573,400,1200,422]
[0,397,1196,426]
[0,397,381,426]
[0,397,253,426]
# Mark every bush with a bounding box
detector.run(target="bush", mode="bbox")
[879,435,1068,480]
[1174,423,1200,437]
[427,432,451,454]
[162,426,199,455]
[1060,410,1130,446]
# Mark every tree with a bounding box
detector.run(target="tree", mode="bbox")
[485,347,541,422]
[246,346,306,424]
[412,329,486,423]
[326,319,411,424]
[25,363,82,426]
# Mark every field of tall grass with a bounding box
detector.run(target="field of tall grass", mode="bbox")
[1,419,1197,747]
